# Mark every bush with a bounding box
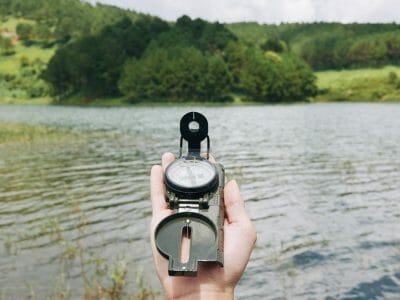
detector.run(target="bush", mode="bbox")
[226,43,317,102]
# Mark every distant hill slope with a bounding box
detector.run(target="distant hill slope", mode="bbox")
[227,22,400,70]
[0,0,145,42]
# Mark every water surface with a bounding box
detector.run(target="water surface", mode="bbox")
[0,104,400,298]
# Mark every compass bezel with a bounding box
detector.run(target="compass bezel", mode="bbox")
[165,157,219,199]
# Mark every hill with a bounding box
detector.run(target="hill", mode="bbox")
[0,0,146,101]
[227,22,400,70]
[1,0,400,104]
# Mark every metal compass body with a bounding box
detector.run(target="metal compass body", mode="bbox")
[155,112,225,276]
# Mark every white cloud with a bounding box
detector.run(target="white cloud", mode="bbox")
[87,0,400,23]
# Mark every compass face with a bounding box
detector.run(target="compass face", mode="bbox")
[165,158,218,192]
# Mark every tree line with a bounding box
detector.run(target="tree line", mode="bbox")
[228,22,400,70]
[42,15,316,102]
[7,0,400,102]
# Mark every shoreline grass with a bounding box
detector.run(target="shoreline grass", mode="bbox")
[0,123,82,144]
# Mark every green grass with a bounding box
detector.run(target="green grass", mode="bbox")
[0,42,56,75]
[1,17,35,32]
[0,97,52,105]
[52,93,267,107]
[1,17,55,74]
[0,123,81,144]
[315,65,400,102]
[0,18,56,102]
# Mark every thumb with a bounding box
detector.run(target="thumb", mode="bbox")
[224,180,250,224]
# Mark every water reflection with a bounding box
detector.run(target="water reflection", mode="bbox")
[0,104,400,298]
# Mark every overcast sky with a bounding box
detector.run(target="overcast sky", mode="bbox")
[87,0,400,24]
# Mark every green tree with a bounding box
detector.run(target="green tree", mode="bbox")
[34,23,52,41]
[119,46,232,102]
[261,36,287,53]
[239,47,316,102]
[223,41,248,91]
[384,32,400,62]
[347,37,387,67]
[43,17,169,97]
[0,0,13,16]
[16,23,33,40]
[154,15,236,54]
[0,36,15,55]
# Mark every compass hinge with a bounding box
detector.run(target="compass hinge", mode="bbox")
[167,193,210,210]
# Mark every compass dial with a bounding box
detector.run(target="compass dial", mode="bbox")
[165,158,218,197]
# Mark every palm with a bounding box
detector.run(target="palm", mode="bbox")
[150,153,256,299]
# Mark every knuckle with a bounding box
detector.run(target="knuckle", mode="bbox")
[151,164,161,173]
[243,221,257,243]
[244,222,257,243]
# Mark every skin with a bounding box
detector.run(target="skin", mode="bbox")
[150,152,257,300]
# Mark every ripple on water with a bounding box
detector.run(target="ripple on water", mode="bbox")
[1,104,400,299]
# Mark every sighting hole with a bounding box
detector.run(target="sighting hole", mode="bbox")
[180,226,192,263]
[188,121,199,133]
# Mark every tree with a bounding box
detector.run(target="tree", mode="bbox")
[0,0,13,16]
[119,46,232,102]
[16,23,33,40]
[385,32,400,62]
[223,41,248,91]
[261,36,287,53]
[347,37,387,67]
[43,17,169,97]
[34,23,52,41]
[153,15,236,54]
[239,46,316,102]
[0,36,15,55]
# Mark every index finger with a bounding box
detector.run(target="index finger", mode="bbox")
[150,153,176,213]
[150,165,167,213]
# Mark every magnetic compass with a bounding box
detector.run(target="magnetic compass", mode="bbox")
[155,111,225,276]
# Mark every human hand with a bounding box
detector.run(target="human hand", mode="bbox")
[150,153,257,299]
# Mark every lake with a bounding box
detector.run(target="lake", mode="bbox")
[0,103,400,299]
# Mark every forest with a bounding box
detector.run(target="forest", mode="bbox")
[1,0,400,103]
[228,22,400,70]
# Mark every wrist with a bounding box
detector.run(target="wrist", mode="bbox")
[169,288,234,300]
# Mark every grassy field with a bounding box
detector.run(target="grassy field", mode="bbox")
[315,66,400,102]
[0,17,55,102]
[0,18,56,74]
[0,43,55,74]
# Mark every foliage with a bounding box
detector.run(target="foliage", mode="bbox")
[1,0,143,42]
[315,66,400,102]
[153,15,237,53]
[15,22,33,40]
[119,46,233,102]
[0,57,50,98]
[0,36,15,55]
[224,42,316,102]
[228,22,400,70]
[261,36,287,53]
[3,0,325,103]
[42,17,169,97]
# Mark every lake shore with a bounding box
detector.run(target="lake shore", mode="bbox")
[2,66,400,106]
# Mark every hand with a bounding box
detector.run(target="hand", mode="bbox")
[150,153,257,299]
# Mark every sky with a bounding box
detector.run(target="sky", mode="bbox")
[87,0,400,24]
